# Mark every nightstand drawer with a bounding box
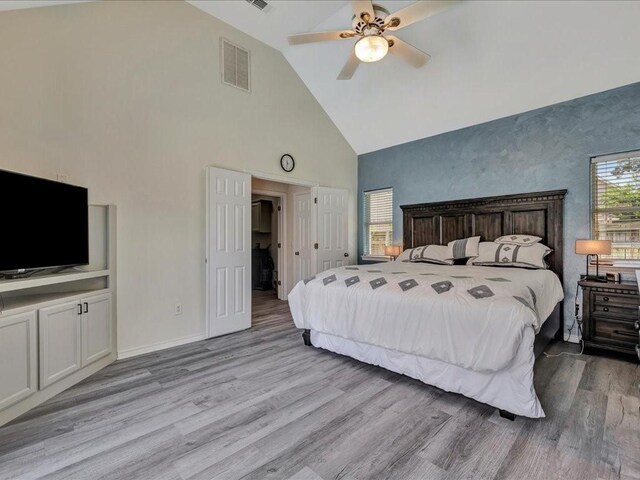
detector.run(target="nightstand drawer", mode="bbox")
[593,292,640,307]
[592,317,638,348]
[592,292,638,320]
[592,302,637,321]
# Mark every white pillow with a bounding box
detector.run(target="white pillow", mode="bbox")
[447,236,480,259]
[467,241,551,269]
[396,248,412,262]
[407,245,454,265]
[495,234,542,246]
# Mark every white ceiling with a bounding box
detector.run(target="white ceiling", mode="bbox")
[191,0,640,154]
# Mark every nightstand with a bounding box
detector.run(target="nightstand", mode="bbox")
[578,280,640,361]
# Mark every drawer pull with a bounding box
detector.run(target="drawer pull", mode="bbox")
[614,329,637,338]
[603,296,609,302]
[603,307,609,312]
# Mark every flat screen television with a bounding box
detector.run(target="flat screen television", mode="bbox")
[0,169,89,274]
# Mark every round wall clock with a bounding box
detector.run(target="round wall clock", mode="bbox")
[280,154,295,173]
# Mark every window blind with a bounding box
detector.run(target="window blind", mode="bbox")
[591,150,640,260]
[364,188,393,256]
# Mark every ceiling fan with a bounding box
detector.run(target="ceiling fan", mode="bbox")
[288,1,458,80]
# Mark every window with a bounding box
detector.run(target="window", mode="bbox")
[591,150,640,261]
[364,188,393,256]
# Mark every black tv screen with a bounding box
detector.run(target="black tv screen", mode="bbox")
[0,170,89,273]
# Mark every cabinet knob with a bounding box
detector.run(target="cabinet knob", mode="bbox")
[295,251,300,256]
[344,253,349,257]
[635,320,639,332]
[603,296,609,302]
[603,307,609,312]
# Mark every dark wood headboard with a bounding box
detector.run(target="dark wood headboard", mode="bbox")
[400,190,567,281]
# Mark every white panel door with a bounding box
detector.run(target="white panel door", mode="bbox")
[293,192,313,285]
[207,167,251,337]
[0,311,37,411]
[81,292,113,367]
[315,187,349,273]
[39,300,82,388]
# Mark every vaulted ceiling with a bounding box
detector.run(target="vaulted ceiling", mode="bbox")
[191,0,640,154]
[3,1,640,154]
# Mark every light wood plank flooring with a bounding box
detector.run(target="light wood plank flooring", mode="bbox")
[0,291,638,480]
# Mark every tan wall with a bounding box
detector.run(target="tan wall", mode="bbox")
[0,1,357,355]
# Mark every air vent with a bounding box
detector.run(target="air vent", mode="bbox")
[244,0,272,12]
[221,38,250,93]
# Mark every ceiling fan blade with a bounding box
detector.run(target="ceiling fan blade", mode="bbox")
[337,50,360,80]
[288,30,357,45]
[387,35,431,68]
[352,0,375,23]
[385,1,460,31]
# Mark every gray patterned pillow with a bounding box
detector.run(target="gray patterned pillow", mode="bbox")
[447,236,480,259]
[495,234,542,246]
[467,242,551,269]
[407,245,454,265]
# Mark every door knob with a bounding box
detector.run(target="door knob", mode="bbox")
[344,253,349,257]
[295,252,300,255]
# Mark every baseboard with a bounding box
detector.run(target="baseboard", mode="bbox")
[117,332,207,360]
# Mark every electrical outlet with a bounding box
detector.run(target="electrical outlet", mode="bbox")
[175,303,183,315]
[56,173,68,183]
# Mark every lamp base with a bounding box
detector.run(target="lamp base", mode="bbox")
[580,274,607,283]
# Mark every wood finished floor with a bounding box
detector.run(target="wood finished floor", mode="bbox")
[1,289,638,480]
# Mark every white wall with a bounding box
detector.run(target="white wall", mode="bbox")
[0,0,357,355]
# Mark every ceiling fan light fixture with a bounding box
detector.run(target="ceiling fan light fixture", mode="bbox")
[354,35,389,63]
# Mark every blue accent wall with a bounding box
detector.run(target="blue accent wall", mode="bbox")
[358,81,640,332]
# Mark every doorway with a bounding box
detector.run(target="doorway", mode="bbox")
[251,192,282,301]
[206,166,349,338]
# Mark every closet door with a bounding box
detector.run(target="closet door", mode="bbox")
[0,311,37,411]
[207,167,251,337]
[293,191,313,284]
[315,187,349,273]
[39,300,82,388]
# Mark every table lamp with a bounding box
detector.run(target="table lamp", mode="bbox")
[575,239,611,282]
[385,245,402,260]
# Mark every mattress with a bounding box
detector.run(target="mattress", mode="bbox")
[288,261,564,374]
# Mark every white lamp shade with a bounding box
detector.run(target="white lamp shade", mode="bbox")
[575,239,612,255]
[355,36,389,63]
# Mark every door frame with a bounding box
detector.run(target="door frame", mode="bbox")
[252,189,287,301]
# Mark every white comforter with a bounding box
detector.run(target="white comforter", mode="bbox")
[289,262,564,373]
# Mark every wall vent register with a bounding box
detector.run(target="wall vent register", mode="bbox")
[221,39,250,93]
[244,0,272,12]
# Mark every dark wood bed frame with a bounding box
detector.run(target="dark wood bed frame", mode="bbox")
[303,189,567,421]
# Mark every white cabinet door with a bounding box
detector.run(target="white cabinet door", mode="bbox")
[39,300,82,388]
[293,192,314,285]
[207,167,251,337]
[81,292,113,367]
[0,311,37,411]
[314,187,349,273]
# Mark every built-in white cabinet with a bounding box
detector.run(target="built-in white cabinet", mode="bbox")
[81,292,113,367]
[39,292,114,388]
[39,300,83,389]
[0,204,117,428]
[0,312,37,410]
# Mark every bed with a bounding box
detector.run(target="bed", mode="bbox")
[288,190,566,419]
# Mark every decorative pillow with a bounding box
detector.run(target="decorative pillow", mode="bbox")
[495,234,542,246]
[395,248,412,262]
[467,242,552,269]
[447,236,480,259]
[406,245,454,265]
